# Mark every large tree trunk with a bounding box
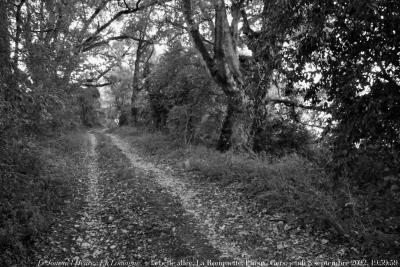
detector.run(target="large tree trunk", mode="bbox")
[131,40,145,123]
[182,0,245,151]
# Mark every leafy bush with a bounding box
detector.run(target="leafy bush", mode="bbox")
[252,116,312,155]
[166,105,194,144]
[0,131,87,266]
[77,87,102,127]
[146,42,223,138]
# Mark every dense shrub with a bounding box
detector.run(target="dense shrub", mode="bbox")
[146,43,223,142]
[0,132,87,266]
[78,87,102,127]
[251,116,312,155]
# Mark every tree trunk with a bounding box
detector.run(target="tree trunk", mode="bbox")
[0,0,14,101]
[182,0,245,151]
[131,41,144,122]
[13,0,25,71]
[217,87,246,151]
[217,100,235,151]
[0,0,10,71]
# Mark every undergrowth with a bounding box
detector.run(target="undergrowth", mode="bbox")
[0,131,88,266]
[111,126,400,258]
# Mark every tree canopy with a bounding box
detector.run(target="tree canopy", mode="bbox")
[1,0,399,176]
[1,0,400,260]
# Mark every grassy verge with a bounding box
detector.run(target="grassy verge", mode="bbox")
[0,130,88,266]
[110,126,400,258]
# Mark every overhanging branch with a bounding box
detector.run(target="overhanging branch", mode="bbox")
[79,0,168,51]
[182,0,215,73]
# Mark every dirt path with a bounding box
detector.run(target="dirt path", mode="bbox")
[37,132,219,266]
[37,131,345,267]
[107,133,345,261]
[108,133,246,259]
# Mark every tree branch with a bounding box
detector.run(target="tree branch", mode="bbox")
[214,0,242,85]
[268,98,329,112]
[83,82,113,87]
[79,0,166,51]
[241,9,258,37]
[83,48,131,87]
[79,0,111,40]
[299,121,327,130]
[144,45,155,65]
[182,0,215,73]
[375,60,400,87]
[164,17,187,30]
[82,34,153,52]
[230,1,242,44]
[95,63,117,80]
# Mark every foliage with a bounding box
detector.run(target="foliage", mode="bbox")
[260,0,400,182]
[251,115,312,155]
[78,87,102,127]
[1,0,399,260]
[146,43,224,144]
[0,132,87,266]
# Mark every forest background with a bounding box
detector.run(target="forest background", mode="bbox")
[1,0,399,265]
